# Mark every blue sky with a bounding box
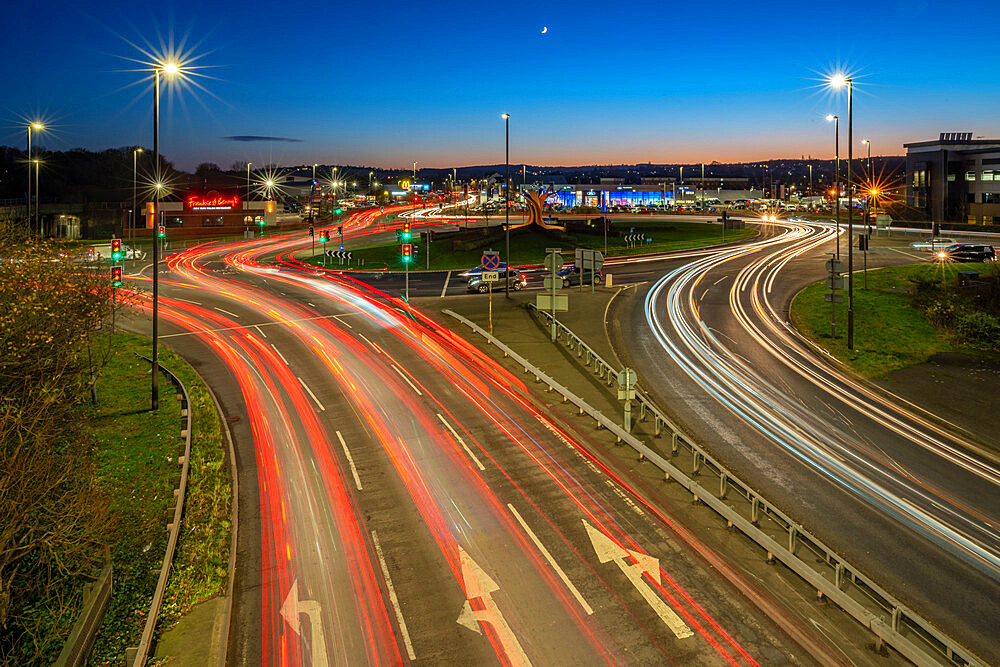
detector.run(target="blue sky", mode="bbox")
[3,0,999,171]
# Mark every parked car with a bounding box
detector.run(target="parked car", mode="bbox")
[467,268,526,293]
[910,236,958,250]
[460,262,508,278]
[84,243,145,261]
[934,244,996,262]
[557,265,603,287]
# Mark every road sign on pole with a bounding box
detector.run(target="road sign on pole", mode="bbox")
[482,251,500,270]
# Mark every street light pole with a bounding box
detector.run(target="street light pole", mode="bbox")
[247,162,252,204]
[845,79,855,350]
[827,114,840,258]
[808,164,813,200]
[34,160,40,235]
[133,148,142,252]
[152,66,161,410]
[502,113,510,297]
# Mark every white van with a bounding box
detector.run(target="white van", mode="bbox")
[85,243,145,261]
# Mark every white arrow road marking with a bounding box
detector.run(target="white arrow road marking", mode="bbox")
[456,546,533,667]
[508,504,592,615]
[436,413,486,471]
[582,520,693,639]
[281,580,330,665]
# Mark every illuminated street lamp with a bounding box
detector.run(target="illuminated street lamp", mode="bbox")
[502,113,510,297]
[828,73,855,350]
[826,114,840,258]
[132,147,143,249]
[26,121,44,234]
[151,60,181,410]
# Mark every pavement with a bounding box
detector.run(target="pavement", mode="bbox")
[416,286,906,666]
[154,597,226,665]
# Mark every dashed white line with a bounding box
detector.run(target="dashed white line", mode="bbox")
[700,288,709,301]
[357,332,376,348]
[298,377,325,411]
[713,275,728,285]
[174,297,202,306]
[508,504,593,615]
[254,325,267,339]
[333,314,353,329]
[371,530,416,660]
[270,344,289,366]
[391,364,423,396]
[436,413,485,471]
[441,270,452,297]
[216,307,240,318]
[336,430,364,491]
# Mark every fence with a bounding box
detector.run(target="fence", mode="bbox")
[446,306,984,667]
[53,557,113,667]
[127,357,193,666]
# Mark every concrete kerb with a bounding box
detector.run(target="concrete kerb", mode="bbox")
[441,309,986,667]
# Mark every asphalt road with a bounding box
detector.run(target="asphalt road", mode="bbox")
[606,220,1000,661]
[122,219,815,665]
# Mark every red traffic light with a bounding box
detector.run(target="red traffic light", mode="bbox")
[111,238,122,252]
[402,243,412,261]
[319,231,328,243]
[309,226,314,236]
[157,225,165,238]
[111,266,123,287]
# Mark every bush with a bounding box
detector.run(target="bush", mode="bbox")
[955,311,1000,349]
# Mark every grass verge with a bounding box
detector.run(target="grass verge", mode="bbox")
[790,262,996,378]
[85,332,230,664]
[301,221,755,271]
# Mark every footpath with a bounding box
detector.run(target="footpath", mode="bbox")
[415,286,903,666]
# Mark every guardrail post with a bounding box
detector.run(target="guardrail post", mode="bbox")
[788,526,797,555]
[671,432,679,455]
[692,451,701,476]
[719,474,728,499]
[891,608,901,632]
[655,417,662,436]
[751,497,760,525]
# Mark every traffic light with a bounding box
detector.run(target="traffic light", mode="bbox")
[401,221,411,241]
[319,230,328,244]
[111,238,123,262]
[309,226,314,236]
[157,225,165,238]
[402,243,413,262]
[337,225,343,235]
[334,207,342,216]
[111,266,123,288]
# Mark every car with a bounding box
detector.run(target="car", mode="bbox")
[467,268,526,293]
[557,265,603,287]
[934,244,996,262]
[459,262,508,277]
[910,236,959,250]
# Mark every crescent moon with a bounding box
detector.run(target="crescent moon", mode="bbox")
[541,26,548,34]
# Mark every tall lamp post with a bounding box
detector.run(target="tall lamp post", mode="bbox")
[862,139,872,236]
[33,159,41,235]
[151,61,179,410]
[830,75,855,350]
[246,162,253,204]
[502,113,510,297]
[132,148,143,251]
[26,122,43,234]
[826,114,840,258]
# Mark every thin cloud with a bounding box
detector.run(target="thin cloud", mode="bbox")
[224,135,302,143]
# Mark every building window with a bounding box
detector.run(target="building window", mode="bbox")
[984,192,1000,204]
[202,216,224,227]
[966,171,976,181]
[947,174,956,181]
[968,193,978,203]
[982,170,997,181]
[968,215,978,225]
[165,216,184,227]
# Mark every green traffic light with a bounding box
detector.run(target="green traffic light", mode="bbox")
[334,208,342,215]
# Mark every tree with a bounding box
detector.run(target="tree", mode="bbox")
[195,162,221,176]
[0,223,113,661]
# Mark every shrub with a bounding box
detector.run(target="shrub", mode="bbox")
[955,311,1000,349]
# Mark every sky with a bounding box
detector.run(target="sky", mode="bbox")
[3,0,999,172]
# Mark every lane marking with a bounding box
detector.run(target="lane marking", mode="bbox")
[216,307,240,318]
[441,270,452,297]
[391,364,423,396]
[507,504,592,615]
[336,430,364,490]
[712,275,728,285]
[333,314,354,329]
[699,288,709,302]
[371,530,416,661]
[357,332,377,348]
[298,377,326,411]
[174,297,202,305]
[270,344,289,366]
[436,413,486,471]
[254,325,267,339]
